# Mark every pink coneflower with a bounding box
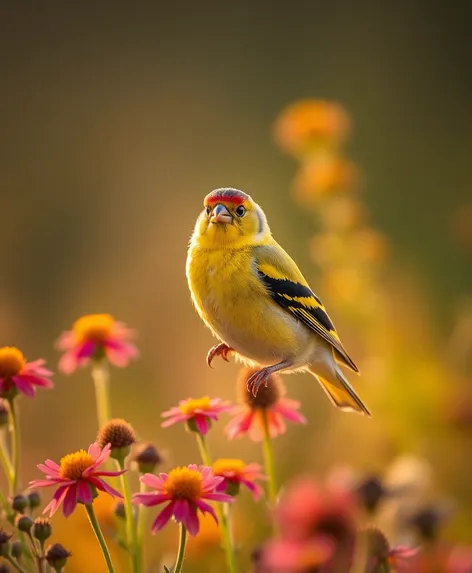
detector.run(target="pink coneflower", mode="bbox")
[56,313,138,374]
[254,537,334,573]
[275,476,357,571]
[225,368,306,441]
[132,464,233,536]
[161,396,233,435]
[30,443,124,517]
[212,458,265,500]
[0,346,53,399]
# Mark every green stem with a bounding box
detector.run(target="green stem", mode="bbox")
[195,434,238,573]
[91,361,111,429]
[136,480,147,573]
[5,555,28,573]
[0,428,14,490]
[116,458,139,573]
[172,523,187,573]
[261,410,277,504]
[8,399,20,494]
[85,504,116,573]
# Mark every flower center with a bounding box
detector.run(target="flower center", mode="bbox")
[164,467,203,500]
[59,450,94,480]
[0,347,26,379]
[73,314,115,343]
[179,397,212,415]
[212,458,245,478]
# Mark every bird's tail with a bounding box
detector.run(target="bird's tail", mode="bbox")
[308,364,371,416]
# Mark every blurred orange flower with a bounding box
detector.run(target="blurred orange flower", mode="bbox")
[291,156,358,204]
[274,99,351,157]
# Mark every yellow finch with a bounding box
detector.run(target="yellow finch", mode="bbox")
[186,187,370,416]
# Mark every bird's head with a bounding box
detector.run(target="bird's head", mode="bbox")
[192,187,270,248]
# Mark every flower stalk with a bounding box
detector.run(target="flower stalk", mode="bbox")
[85,503,116,573]
[9,399,20,494]
[261,410,277,504]
[172,523,187,573]
[116,457,139,573]
[196,433,239,573]
[92,361,111,429]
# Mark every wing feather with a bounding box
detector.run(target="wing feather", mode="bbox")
[254,244,359,372]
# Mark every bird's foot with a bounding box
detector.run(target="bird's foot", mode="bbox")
[246,368,270,397]
[207,343,233,368]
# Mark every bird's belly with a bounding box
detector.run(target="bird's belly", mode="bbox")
[199,279,311,365]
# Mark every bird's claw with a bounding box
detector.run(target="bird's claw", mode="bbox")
[207,343,233,368]
[246,368,270,397]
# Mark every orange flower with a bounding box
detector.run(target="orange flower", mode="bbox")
[291,156,358,204]
[274,100,351,157]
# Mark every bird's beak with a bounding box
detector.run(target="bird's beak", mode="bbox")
[210,204,233,224]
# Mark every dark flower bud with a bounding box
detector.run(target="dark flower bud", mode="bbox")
[27,491,41,511]
[132,443,162,474]
[0,530,12,557]
[356,476,386,514]
[33,518,52,541]
[114,501,126,520]
[0,400,9,427]
[10,540,22,559]
[409,505,450,542]
[15,515,33,533]
[11,494,28,514]
[97,419,137,461]
[45,543,72,571]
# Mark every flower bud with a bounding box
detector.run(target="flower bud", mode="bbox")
[0,400,9,427]
[11,540,22,559]
[45,543,72,571]
[356,476,386,514]
[132,443,162,474]
[27,491,41,511]
[11,494,28,514]
[33,517,52,541]
[97,419,136,461]
[114,501,126,520]
[15,515,33,533]
[0,565,11,573]
[0,530,12,557]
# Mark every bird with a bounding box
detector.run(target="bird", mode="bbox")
[186,187,371,416]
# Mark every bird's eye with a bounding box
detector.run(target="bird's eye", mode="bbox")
[205,206,211,216]
[235,205,246,217]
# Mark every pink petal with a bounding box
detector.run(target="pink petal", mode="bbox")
[195,415,210,435]
[141,473,166,489]
[77,480,94,505]
[182,505,200,536]
[173,499,190,521]
[277,400,307,424]
[11,377,36,397]
[37,463,60,477]
[57,351,80,375]
[29,478,67,488]
[225,410,255,439]
[194,499,218,523]
[89,477,123,498]
[55,330,76,350]
[24,359,53,377]
[62,484,78,517]
[93,470,126,478]
[45,459,61,472]
[17,374,53,389]
[161,407,184,418]
[88,442,102,461]
[161,414,188,428]
[43,485,70,517]
[242,479,263,500]
[133,492,170,507]
[76,340,97,360]
[151,501,176,533]
[204,492,234,503]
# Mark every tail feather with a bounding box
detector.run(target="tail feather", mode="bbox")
[309,365,371,417]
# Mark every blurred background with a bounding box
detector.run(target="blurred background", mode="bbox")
[1,2,472,571]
